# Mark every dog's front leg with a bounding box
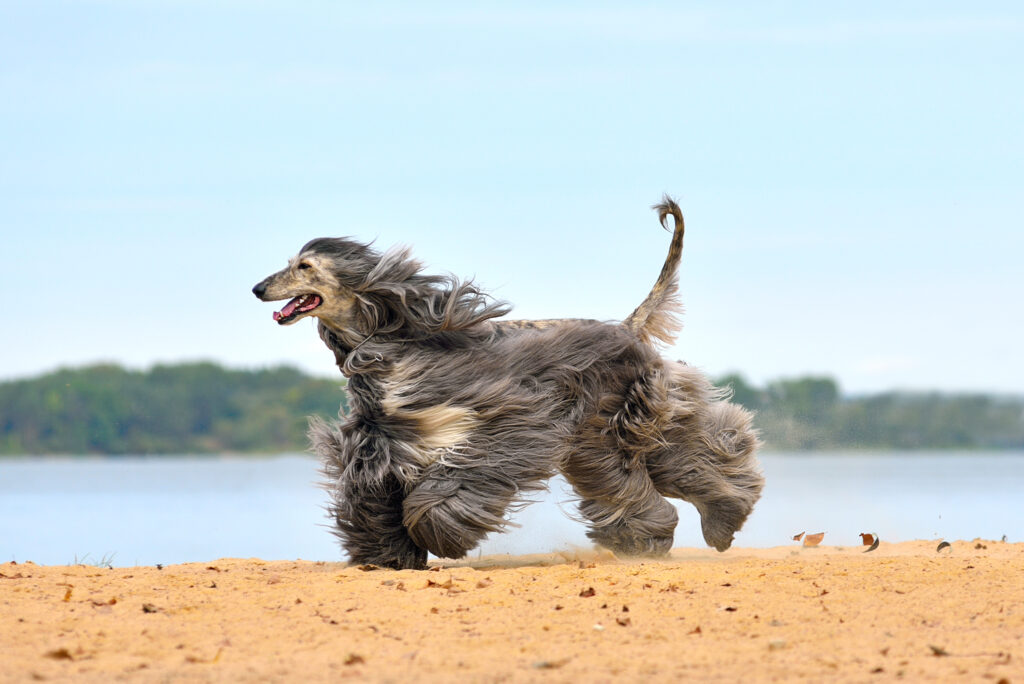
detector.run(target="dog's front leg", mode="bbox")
[313,417,428,569]
[329,472,428,570]
[401,463,523,559]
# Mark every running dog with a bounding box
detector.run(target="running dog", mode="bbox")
[252,197,763,569]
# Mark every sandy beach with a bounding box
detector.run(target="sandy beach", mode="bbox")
[2,540,1021,682]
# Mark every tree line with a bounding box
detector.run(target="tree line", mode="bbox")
[718,374,1024,450]
[0,363,1021,455]
[0,363,347,455]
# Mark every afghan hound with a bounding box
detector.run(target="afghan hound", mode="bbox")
[252,197,763,569]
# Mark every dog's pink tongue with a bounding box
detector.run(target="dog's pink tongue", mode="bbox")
[274,298,301,321]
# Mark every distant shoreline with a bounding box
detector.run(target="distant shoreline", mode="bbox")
[3,363,1022,454]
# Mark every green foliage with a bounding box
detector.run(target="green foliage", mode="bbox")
[717,372,1024,451]
[716,373,763,410]
[0,363,347,455]
[1,363,1021,454]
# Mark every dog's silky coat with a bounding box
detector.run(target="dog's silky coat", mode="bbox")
[253,198,763,569]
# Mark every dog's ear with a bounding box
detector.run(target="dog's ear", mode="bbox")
[301,237,382,289]
[351,291,394,336]
[362,246,422,287]
[355,275,510,338]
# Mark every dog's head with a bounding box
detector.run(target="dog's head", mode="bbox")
[252,237,378,330]
[254,236,511,347]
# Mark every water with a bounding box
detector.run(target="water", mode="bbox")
[1,452,1021,566]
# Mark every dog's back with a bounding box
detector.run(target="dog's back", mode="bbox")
[497,196,685,348]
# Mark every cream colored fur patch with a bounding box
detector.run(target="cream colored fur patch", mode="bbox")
[407,404,479,451]
[381,395,479,467]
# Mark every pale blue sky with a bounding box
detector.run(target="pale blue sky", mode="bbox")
[2,2,1021,393]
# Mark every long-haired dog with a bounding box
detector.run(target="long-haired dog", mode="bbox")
[253,198,763,570]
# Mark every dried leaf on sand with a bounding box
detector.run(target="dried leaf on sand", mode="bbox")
[803,532,825,547]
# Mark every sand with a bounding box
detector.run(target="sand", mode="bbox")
[1,540,1021,683]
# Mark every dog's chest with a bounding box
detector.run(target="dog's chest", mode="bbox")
[365,360,481,468]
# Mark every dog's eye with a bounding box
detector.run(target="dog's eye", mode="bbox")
[297,262,311,270]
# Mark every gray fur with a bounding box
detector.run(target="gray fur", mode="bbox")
[253,197,764,569]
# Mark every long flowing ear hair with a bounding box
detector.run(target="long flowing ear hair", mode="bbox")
[352,246,510,338]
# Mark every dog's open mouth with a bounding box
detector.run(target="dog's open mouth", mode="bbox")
[273,294,322,324]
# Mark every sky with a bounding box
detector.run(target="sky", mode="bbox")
[1,1,1022,394]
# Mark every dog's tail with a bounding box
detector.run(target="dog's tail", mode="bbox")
[623,195,685,346]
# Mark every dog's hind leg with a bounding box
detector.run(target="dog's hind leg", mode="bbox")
[646,400,764,552]
[562,448,679,557]
[559,367,680,557]
[557,362,684,557]
[577,491,679,557]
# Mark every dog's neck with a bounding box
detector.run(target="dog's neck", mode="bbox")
[317,322,359,371]
[317,321,397,377]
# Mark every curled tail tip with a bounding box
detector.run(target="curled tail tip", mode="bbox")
[624,195,686,346]
[652,194,684,232]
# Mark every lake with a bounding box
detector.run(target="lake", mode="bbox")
[1,452,1021,566]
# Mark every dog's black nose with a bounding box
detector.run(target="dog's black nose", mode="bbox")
[252,281,267,299]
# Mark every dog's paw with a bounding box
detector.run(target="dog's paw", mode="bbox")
[580,495,679,558]
[591,534,675,558]
[698,498,753,552]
